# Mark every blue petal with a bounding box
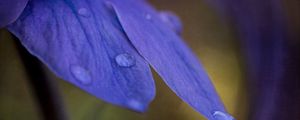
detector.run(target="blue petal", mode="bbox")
[0,0,28,28]
[7,0,155,112]
[208,0,296,119]
[110,0,226,119]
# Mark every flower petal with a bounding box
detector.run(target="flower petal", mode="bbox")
[0,0,28,28]
[208,0,299,119]
[7,0,155,112]
[110,0,226,119]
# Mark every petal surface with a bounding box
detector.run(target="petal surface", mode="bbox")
[0,0,28,28]
[110,0,226,119]
[7,0,155,112]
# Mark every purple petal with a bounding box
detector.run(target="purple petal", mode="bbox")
[110,0,226,119]
[208,0,300,119]
[0,0,28,28]
[230,1,298,120]
[7,0,155,112]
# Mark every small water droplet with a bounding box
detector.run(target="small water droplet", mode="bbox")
[115,53,136,67]
[77,8,90,17]
[70,65,92,85]
[145,14,152,20]
[159,11,182,34]
[104,1,113,9]
[127,99,146,112]
[213,111,235,120]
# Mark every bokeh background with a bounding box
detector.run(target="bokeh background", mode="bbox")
[3,0,296,119]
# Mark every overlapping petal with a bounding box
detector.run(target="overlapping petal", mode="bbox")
[6,0,228,118]
[7,0,155,112]
[110,0,226,119]
[0,0,28,28]
[207,0,299,119]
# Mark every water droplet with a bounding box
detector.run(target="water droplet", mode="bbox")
[159,11,182,34]
[115,53,136,67]
[145,14,152,20]
[213,111,235,120]
[70,65,92,85]
[77,8,90,17]
[104,1,113,9]
[127,99,146,112]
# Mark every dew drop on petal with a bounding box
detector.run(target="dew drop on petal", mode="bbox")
[213,111,235,120]
[77,8,90,17]
[104,1,113,9]
[115,53,136,67]
[159,11,182,34]
[145,13,152,20]
[70,65,92,85]
[127,99,146,112]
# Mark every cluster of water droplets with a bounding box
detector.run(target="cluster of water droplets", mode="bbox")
[71,6,233,120]
[70,53,136,85]
[73,6,233,118]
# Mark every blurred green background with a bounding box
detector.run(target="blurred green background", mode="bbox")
[0,0,249,119]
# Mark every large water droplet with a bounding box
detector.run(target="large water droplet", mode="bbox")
[77,8,90,17]
[70,65,92,85]
[115,53,136,67]
[159,11,182,34]
[213,111,235,120]
[127,99,146,112]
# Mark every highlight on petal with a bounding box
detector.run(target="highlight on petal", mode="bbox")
[0,0,28,28]
[7,0,155,112]
[110,0,227,119]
